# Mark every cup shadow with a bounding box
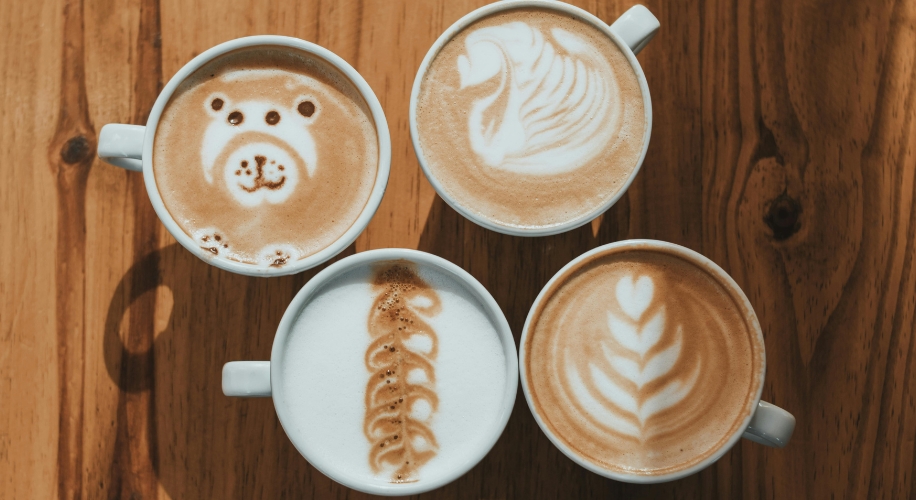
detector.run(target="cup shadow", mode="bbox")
[103,242,374,498]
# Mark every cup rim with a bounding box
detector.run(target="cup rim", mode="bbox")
[518,239,767,483]
[268,248,519,495]
[408,0,653,237]
[141,35,391,277]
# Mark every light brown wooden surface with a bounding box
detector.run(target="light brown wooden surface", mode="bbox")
[2,0,915,498]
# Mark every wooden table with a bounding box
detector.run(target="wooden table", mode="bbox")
[2,0,915,498]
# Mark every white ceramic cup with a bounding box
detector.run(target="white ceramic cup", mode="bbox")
[97,36,391,277]
[222,248,519,495]
[409,2,659,237]
[519,240,796,483]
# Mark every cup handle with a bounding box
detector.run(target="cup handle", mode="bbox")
[742,401,796,448]
[609,5,660,56]
[222,361,272,397]
[98,123,145,172]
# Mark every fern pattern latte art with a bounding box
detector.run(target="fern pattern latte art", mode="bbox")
[526,248,763,473]
[364,264,441,483]
[565,275,701,440]
[457,21,622,175]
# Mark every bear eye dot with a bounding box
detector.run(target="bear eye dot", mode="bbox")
[265,111,280,125]
[228,111,243,125]
[211,98,224,111]
[298,101,316,117]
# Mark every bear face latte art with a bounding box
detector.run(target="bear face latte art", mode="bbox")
[524,245,765,476]
[415,8,648,231]
[154,47,379,267]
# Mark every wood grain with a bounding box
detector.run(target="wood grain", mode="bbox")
[1,0,915,498]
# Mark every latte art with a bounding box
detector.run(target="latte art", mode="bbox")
[566,275,702,440]
[415,8,648,230]
[154,48,378,267]
[201,94,320,207]
[365,265,442,482]
[277,258,510,489]
[525,247,764,475]
[459,22,621,174]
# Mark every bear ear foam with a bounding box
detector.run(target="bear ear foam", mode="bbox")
[294,95,320,122]
[205,93,230,116]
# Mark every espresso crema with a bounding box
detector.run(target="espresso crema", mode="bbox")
[154,47,379,267]
[415,8,647,230]
[525,246,764,475]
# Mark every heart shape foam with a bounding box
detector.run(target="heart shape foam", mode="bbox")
[615,275,654,321]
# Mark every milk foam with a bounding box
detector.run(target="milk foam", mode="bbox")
[277,262,508,487]
[458,22,621,175]
[201,87,319,207]
[154,48,378,268]
[525,247,764,475]
[416,8,647,229]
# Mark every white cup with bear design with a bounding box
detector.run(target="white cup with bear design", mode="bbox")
[98,36,391,276]
[520,240,795,483]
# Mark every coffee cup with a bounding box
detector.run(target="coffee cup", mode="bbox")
[519,240,795,483]
[98,36,391,276]
[222,248,518,495]
[409,2,659,236]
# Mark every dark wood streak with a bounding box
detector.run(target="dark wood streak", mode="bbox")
[108,0,163,498]
[48,0,95,497]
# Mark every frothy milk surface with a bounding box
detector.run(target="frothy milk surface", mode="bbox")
[416,8,647,230]
[277,260,508,487]
[154,47,378,268]
[525,246,764,475]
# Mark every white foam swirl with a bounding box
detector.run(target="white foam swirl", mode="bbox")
[456,22,622,175]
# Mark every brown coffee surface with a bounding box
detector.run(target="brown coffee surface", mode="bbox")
[364,263,442,483]
[416,8,647,230]
[154,47,378,267]
[525,245,764,475]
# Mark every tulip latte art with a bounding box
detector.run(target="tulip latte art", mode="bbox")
[154,48,378,267]
[525,246,764,475]
[416,8,647,229]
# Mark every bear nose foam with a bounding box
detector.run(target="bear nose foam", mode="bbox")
[223,142,300,207]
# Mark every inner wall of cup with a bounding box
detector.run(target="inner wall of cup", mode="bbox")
[271,255,513,490]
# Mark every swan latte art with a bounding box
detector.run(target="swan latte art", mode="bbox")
[154,47,379,268]
[416,8,647,230]
[525,245,765,475]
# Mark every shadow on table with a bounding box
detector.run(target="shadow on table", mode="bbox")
[103,242,360,498]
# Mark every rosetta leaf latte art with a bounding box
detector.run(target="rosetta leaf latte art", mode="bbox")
[568,275,701,439]
[364,265,441,482]
[457,22,623,175]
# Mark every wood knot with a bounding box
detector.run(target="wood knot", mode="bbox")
[59,135,93,164]
[764,192,801,241]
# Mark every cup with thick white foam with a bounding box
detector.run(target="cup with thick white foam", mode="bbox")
[97,36,391,276]
[222,248,518,495]
[520,240,795,483]
[410,2,659,236]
